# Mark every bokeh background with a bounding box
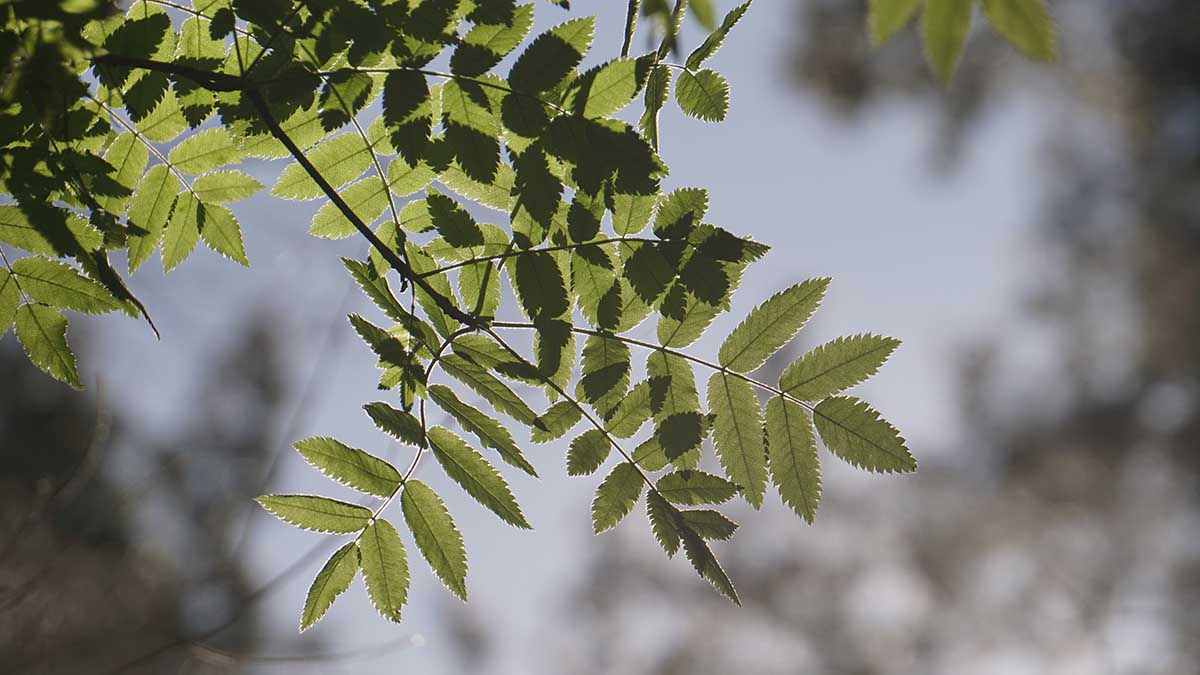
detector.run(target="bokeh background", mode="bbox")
[3,0,1199,673]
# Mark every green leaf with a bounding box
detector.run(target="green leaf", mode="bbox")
[576,334,631,415]
[567,428,611,476]
[982,0,1056,62]
[199,203,248,266]
[427,426,531,528]
[300,542,359,633]
[610,191,656,236]
[719,277,829,372]
[532,400,583,443]
[359,519,410,623]
[674,68,729,123]
[12,257,120,314]
[647,490,681,557]
[255,495,373,533]
[639,64,671,149]
[765,396,821,523]
[922,0,974,82]
[680,527,739,604]
[508,16,595,93]
[126,165,178,273]
[565,57,646,118]
[167,127,242,174]
[440,79,501,183]
[591,462,643,533]
[14,304,80,389]
[293,436,402,498]
[780,334,901,400]
[867,0,921,46]
[707,372,767,508]
[440,353,541,428]
[98,132,149,214]
[401,479,468,600]
[451,3,536,76]
[605,380,652,438]
[655,411,704,460]
[192,169,264,202]
[365,401,426,446]
[686,1,752,69]
[310,177,389,239]
[272,132,374,200]
[813,396,916,473]
[428,384,537,477]
[512,250,569,320]
[657,470,738,505]
[679,509,738,541]
[161,191,202,273]
[0,269,18,337]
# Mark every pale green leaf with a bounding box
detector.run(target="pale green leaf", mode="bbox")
[126,165,178,273]
[401,479,468,600]
[12,257,120,314]
[922,0,974,82]
[161,191,202,273]
[657,470,738,506]
[647,490,681,557]
[359,519,410,623]
[0,269,18,337]
[707,372,767,507]
[813,396,916,473]
[300,542,359,632]
[294,436,402,498]
[427,426,531,528]
[679,509,738,541]
[567,428,611,476]
[440,353,541,428]
[982,0,1056,62]
[272,132,374,200]
[566,58,645,118]
[681,527,739,604]
[365,401,426,447]
[255,495,373,533]
[605,381,652,438]
[199,203,248,266]
[780,333,901,400]
[98,132,148,214]
[675,68,729,123]
[14,304,80,389]
[591,462,644,533]
[531,400,583,443]
[167,127,242,174]
[428,384,537,477]
[765,396,821,523]
[719,277,829,372]
[868,0,921,46]
[192,169,263,203]
[686,1,752,69]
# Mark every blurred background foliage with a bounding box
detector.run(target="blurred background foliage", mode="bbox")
[3,0,1199,673]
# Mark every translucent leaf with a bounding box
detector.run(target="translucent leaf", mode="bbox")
[982,0,1056,62]
[610,191,656,236]
[14,304,81,389]
[674,68,729,123]
[199,203,248,266]
[780,333,901,400]
[126,165,178,273]
[136,87,188,143]
[531,400,583,443]
[679,509,738,541]
[639,64,671,149]
[167,127,242,174]
[657,470,738,505]
[0,205,100,257]
[365,401,426,446]
[512,250,569,320]
[922,0,973,82]
[309,178,390,239]
[359,519,410,623]
[647,490,681,557]
[402,479,468,600]
[192,169,264,203]
[428,384,537,477]
[294,436,402,498]
[765,396,821,523]
[686,1,752,69]
[440,79,501,183]
[567,428,611,476]
[867,0,921,46]
[508,16,595,93]
[654,187,707,239]
[255,495,373,533]
[813,396,916,473]
[440,353,541,428]
[576,334,630,416]
[565,57,647,119]
[451,3,535,76]
[605,381,652,438]
[681,527,739,604]
[98,132,148,214]
[718,277,829,372]
[427,426,531,528]
[12,257,120,314]
[300,542,359,632]
[591,462,643,533]
[707,372,767,507]
[0,269,18,337]
[272,132,374,201]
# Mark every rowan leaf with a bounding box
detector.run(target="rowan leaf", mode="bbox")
[647,490,681,557]
[401,480,468,600]
[294,436,402,498]
[12,257,120,314]
[867,0,921,46]
[765,396,821,523]
[167,127,242,174]
[591,462,643,533]
[14,304,81,389]
[681,527,739,604]
[359,519,410,623]
[440,353,541,428]
[780,334,901,400]
[707,372,767,507]
[719,278,829,372]
[300,542,359,633]
[161,191,202,273]
[427,426,531,528]
[126,165,178,273]
[657,470,738,506]
[255,495,373,534]
[0,269,18,337]
[428,384,537,477]
[365,401,426,447]
[192,169,264,203]
[922,0,974,82]
[686,1,752,69]
[272,132,374,200]
[982,0,1056,63]
[813,396,916,473]
[675,68,729,123]
[198,203,248,266]
[567,428,611,476]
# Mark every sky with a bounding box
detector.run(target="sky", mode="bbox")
[77,2,1055,672]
